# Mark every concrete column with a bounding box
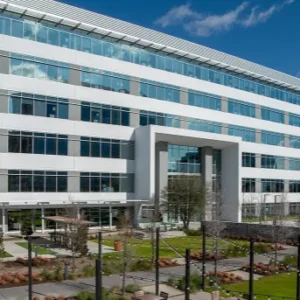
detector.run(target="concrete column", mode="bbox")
[130,77,140,96]
[180,88,188,105]
[256,105,261,119]
[133,203,142,227]
[41,207,45,233]
[0,169,8,192]
[155,142,168,210]
[284,202,289,216]
[284,112,289,125]
[201,147,213,221]
[69,101,81,121]
[2,208,6,234]
[284,180,289,193]
[255,179,261,193]
[284,135,289,148]
[0,89,8,113]
[68,171,80,193]
[221,124,228,135]
[109,205,112,229]
[256,130,261,144]
[255,154,261,168]
[68,135,80,156]
[221,96,228,112]
[77,206,80,220]
[0,129,8,153]
[69,64,81,86]
[0,50,9,74]
[180,116,189,129]
[130,108,140,127]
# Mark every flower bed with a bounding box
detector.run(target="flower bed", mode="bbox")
[208,271,243,284]
[16,257,52,267]
[243,262,288,276]
[158,258,179,267]
[190,251,225,261]
[0,272,44,288]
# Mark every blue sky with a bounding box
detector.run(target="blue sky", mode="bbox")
[59,0,299,78]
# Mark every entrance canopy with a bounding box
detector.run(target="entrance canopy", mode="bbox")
[44,216,96,226]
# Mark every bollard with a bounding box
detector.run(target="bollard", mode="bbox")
[64,262,69,280]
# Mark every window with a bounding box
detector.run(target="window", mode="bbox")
[168,145,200,174]
[289,158,300,171]
[242,153,256,167]
[242,178,256,192]
[81,102,130,126]
[290,136,300,149]
[188,90,221,111]
[261,179,284,193]
[228,99,256,118]
[80,173,134,193]
[8,170,67,192]
[228,125,256,142]
[140,80,180,103]
[8,131,68,156]
[289,114,300,127]
[289,181,300,193]
[188,118,222,134]
[80,138,134,159]
[10,53,70,83]
[261,131,285,146]
[261,107,284,123]
[9,93,68,119]
[1,13,300,106]
[140,111,180,128]
[261,155,285,169]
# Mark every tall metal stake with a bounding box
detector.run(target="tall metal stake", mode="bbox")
[201,224,206,291]
[28,236,32,300]
[96,231,103,300]
[248,237,254,300]
[155,227,160,296]
[185,248,190,300]
[297,234,300,300]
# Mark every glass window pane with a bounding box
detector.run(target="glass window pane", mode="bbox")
[111,143,120,158]
[80,176,90,192]
[34,175,44,192]
[81,140,90,156]
[9,175,19,192]
[9,97,21,114]
[111,177,120,192]
[81,105,90,121]
[101,142,110,158]
[47,102,57,118]
[60,31,70,48]
[91,141,100,157]
[46,137,57,155]
[12,20,23,38]
[57,176,67,192]
[9,135,20,153]
[91,177,100,192]
[21,174,32,192]
[48,28,59,46]
[46,175,56,192]
[58,103,68,119]
[22,99,33,115]
[21,136,33,153]
[23,22,35,40]
[36,25,47,43]
[58,138,68,155]
[34,100,46,116]
[34,137,45,154]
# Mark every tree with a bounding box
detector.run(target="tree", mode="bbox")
[20,212,33,236]
[160,175,209,230]
[63,204,89,272]
[0,229,5,259]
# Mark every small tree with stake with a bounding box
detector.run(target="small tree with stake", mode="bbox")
[0,229,5,259]
[160,174,209,230]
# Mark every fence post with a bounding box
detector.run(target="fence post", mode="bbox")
[248,237,254,300]
[201,224,206,291]
[28,236,32,300]
[185,248,190,300]
[96,259,101,300]
[64,262,69,280]
[297,234,300,300]
[156,227,160,296]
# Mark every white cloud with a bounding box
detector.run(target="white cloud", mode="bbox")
[155,0,295,37]
[184,2,248,37]
[242,0,294,27]
[155,4,201,28]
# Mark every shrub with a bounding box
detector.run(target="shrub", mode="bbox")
[44,297,53,300]
[57,296,65,300]
[76,291,95,300]
[130,260,153,272]
[178,274,202,293]
[184,229,201,236]
[283,255,297,267]
[33,297,41,300]
[124,284,141,293]
[81,265,95,277]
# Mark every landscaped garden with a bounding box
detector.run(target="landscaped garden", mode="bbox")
[16,242,56,255]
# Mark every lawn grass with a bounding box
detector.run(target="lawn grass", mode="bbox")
[0,251,13,258]
[16,242,56,255]
[221,273,297,299]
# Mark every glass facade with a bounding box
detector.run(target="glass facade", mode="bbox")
[188,118,222,134]
[188,90,221,111]
[2,13,300,105]
[242,178,256,192]
[261,155,285,170]
[290,136,300,149]
[80,138,134,160]
[140,80,180,103]
[228,125,256,142]
[8,170,67,192]
[228,99,256,118]
[81,102,130,126]
[10,53,69,83]
[290,181,300,193]
[290,113,300,127]
[261,130,285,146]
[80,173,134,193]
[9,93,68,119]
[289,158,300,171]
[168,145,200,173]
[8,131,68,156]
[261,107,284,124]
[242,153,256,168]
[140,110,180,128]
[261,179,284,193]
[81,67,130,93]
